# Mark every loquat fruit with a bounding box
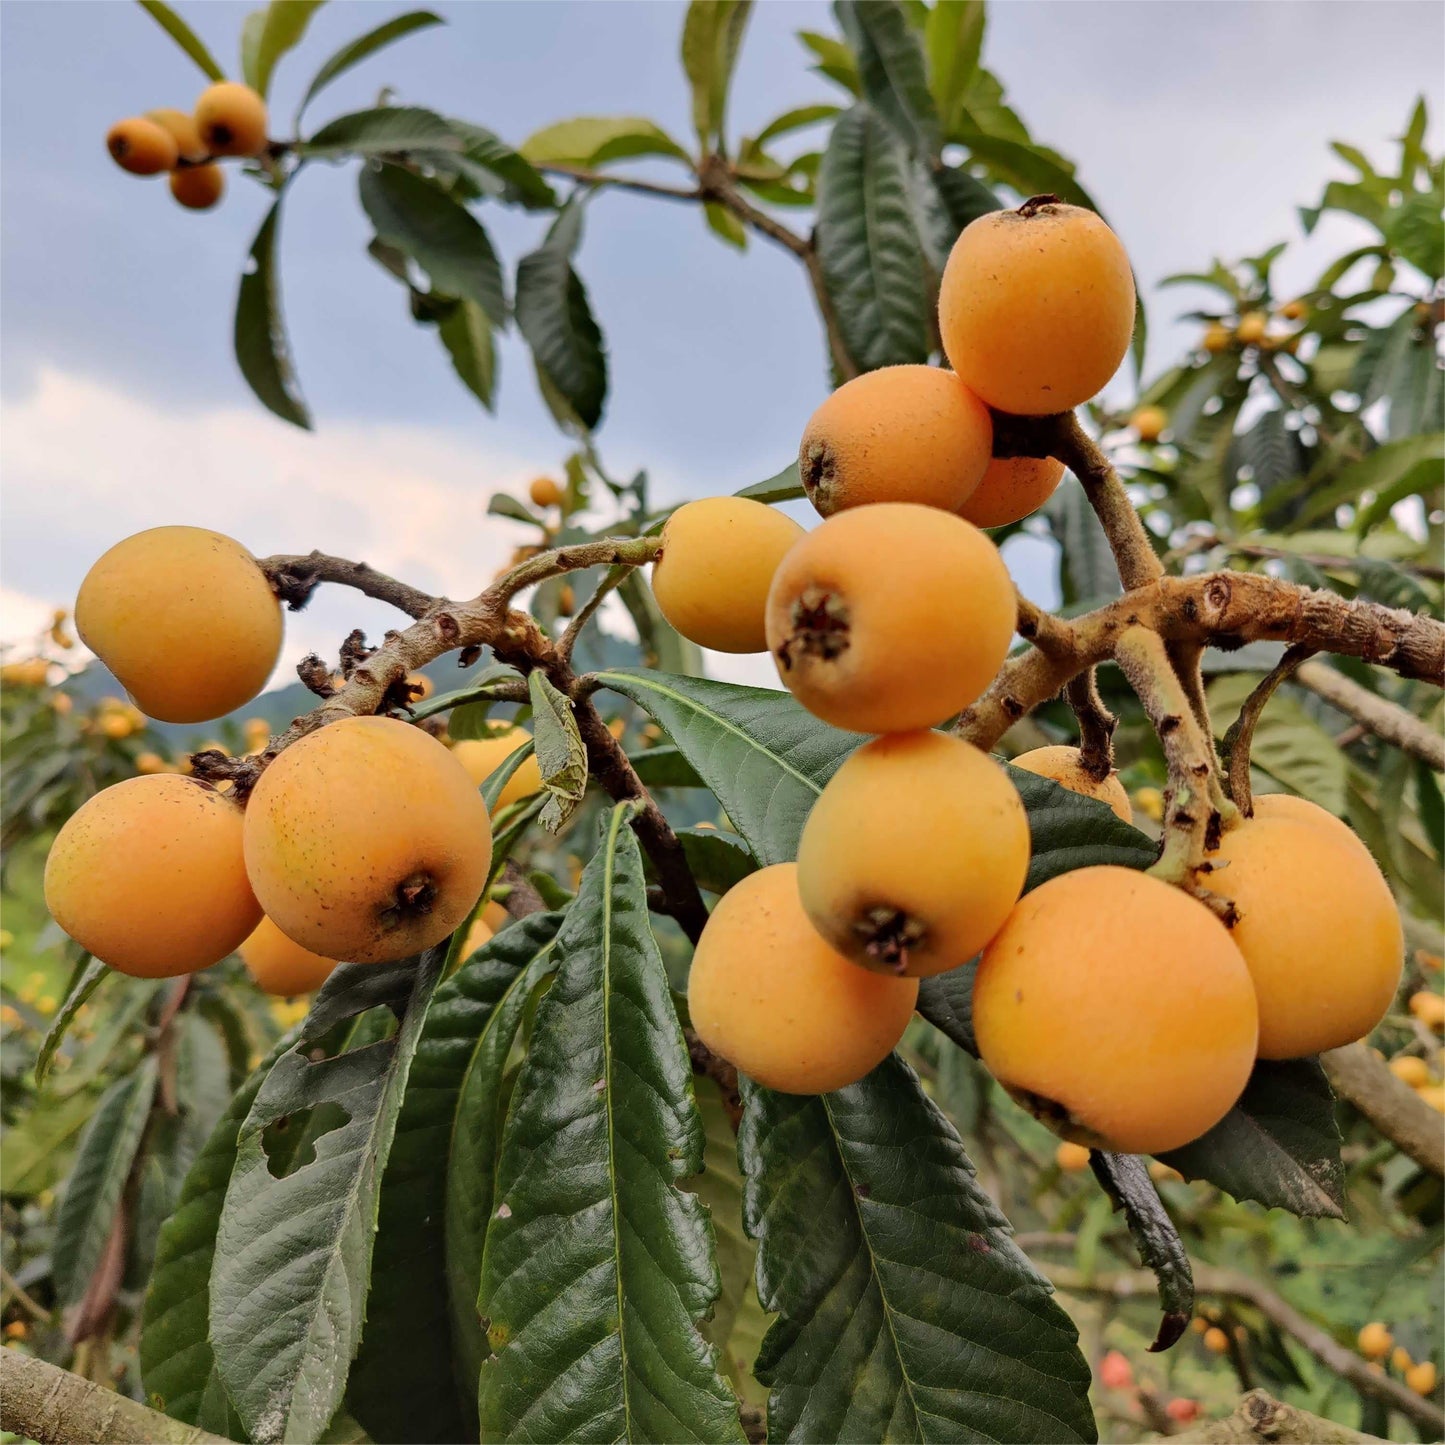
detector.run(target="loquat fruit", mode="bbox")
[1203,1327,1230,1355]
[766,504,1014,733]
[134,752,169,775]
[798,731,1028,977]
[193,82,268,158]
[451,726,545,813]
[798,365,993,517]
[244,717,493,965]
[1279,299,1307,322]
[1407,1361,1438,1395]
[528,476,563,509]
[687,862,918,1095]
[1202,322,1232,354]
[1408,990,1445,1032]
[106,116,179,175]
[1358,1322,1393,1360]
[170,163,225,211]
[1055,1141,1091,1172]
[45,775,260,978]
[463,916,494,956]
[239,915,336,997]
[1011,745,1132,823]
[1130,405,1167,443]
[973,866,1257,1154]
[1392,1346,1415,1373]
[957,455,1066,529]
[1235,311,1268,345]
[146,107,207,162]
[1389,1055,1431,1088]
[1416,1084,1445,1113]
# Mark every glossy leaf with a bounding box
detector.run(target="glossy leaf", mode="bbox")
[235,200,311,429]
[349,916,563,1445]
[1160,1058,1344,1219]
[520,114,690,168]
[243,0,325,100]
[476,805,743,1443]
[437,297,497,410]
[296,12,443,120]
[742,1057,1096,1442]
[210,951,446,1445]
[955,127,1094,209]
[815,103,931,370]
[359,162,507,324]
[836,0,940,157]
[52,1058,158,1308]
[34,956,108,1085]
[681,0,753,150]
[932,162,1001,234]
[138,1,226,81]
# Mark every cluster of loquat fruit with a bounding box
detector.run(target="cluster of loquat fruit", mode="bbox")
[1355,1320,1438,1398]
[105,81,269,212]
[1200,299,1306,358]
[651,199,1409,1154]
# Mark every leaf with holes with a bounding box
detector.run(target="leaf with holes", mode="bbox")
[235,200,310,429]
[349,915,563,1445]
[476,806,743,1443]
[210,951,446,1445]
[742,1057,1096,1442]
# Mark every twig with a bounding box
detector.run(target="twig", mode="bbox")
[1321,1041,1444,1178]
[261,551,437,618]
[1171,1389,1384,1445]
[1295,658,1445,770]
[1220,645,1315,813]
[538,162,703,204]
[1065,669,1116,780]
[1,1264,52,1324]
[557,563,630,664]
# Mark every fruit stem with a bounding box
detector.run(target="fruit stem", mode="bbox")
[1219,644,1315,817]
[1065,669,1116,782]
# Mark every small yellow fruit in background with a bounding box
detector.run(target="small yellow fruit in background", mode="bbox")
[1130,405,1167,443]
[1235,311,1269,345]
[1392,1346,1414,1373]
[1133,786,1164,822]
[452,726,544,812]
[407,673,434,700]
[1416,1084,1445,1113]
[146,107,208,162]
[958,456,1066,529]
[939,200,1136,415]
[1389,1055,1432,1088]
[106,116,179,174]
[45,775,260,978]
[798,731,1029,977]
[798,365,993,516]
[4,1321,27,1341]
[463,917,494,956]
[50,692,73,715]
[1279,299,1307,322]
[973,866,1257,1154]
[1409,990,1445,1032]
[1358,1322,1393,1359]
[766,504,1014,734]
[687,863,918,1095]
[1148,1161,1184,1183]
[1055,1141,1091,1172]
[135,752,169,775]
[98,712,135,740]
[240,915,337,997]
[194,81,268,157]
[1203,1327,1230,1355]
[529,476,563,508]
[1406,1361,1438,1396]
[2,659,50,687]
[1011,745,1132,824]
[652,496,803,654]
[170,163,225,211]
[1202,322,1232,353]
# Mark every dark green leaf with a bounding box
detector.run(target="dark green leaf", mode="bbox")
[955,127,1093,209]
[0,1090,99,1197]
[677,827,757,894]
[742,1057,1096,1442]
[35,956,108,1085]
[617,572,705,676]
[53,1058,158,1309]
[359,162,508,323]
[477,806,743,1443]
[138,0,226,81]
[243,0,325,101]
[235,200,311,429]
[1386,186,1445,277]
[1160,1058,1344,1218]
[444,120,557,209]
[527,670,587,832]
[350,916,563,1445]
[297,12,443,121]
[932,161,1001,234]
[300,105,458,158]
[627,745,705,789]
[815,103,931,370]
[411,663,525,723]
[732,460,804,504]
[210,950,447,1445]
[751,103,840,148]
[681,0,753,150]
[437,298,497,409]
[835,0,940,156]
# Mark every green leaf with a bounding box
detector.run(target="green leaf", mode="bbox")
[359,162,508,324]
[35,956,108,1085]
[243,0,325,101]
[742,1057,1096,1442]
[210,952,447,1445]
[627,745,705,789]
[141,1029,301,1437]
[926,0,984,136]
[932,162,1001,235]
[515,201,608,430]
[592,669,864,864]
[617,572,705,675]
[520,115,691,168]
[704,199,748,249]
[1159,1059,1344,1218]
[681,0,753,151]
[138,0,226,81]
[300,104,459,158]
[1046,474,1123,604]
[444,120,558,209]
[1386,186,1445,278]
[527,670,588,832]
[53,1058,158,1308]
[0,1089,100,1197]
[955,127,1094,209]
[835,0,940,157]
[751,103,841,149]
[732,460,804,504]
[815,103,931,370]
[797,29,862,95]
[296,12,442,121]
[477,805,744,1443]
[677,827,757,895]
[437,298,497,410]
[235,199,310,428]
[349,916,563,1445]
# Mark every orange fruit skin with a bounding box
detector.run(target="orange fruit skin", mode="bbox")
[687,863,918,1095]
[1131,406,1167,442]
[958,456,1066,529]
[170,163,225,210]
[146,107,207,162]
[240,915,336,996]
[798,365,993,517]
[798,731,1029,978]
[1249,793,1375,862]
[1235,311,1268,345]
[75,527,282,724]
[45,775,260,978]
[244,717,493,964]
[451,727,544,812]
[1056,1141,1091,1172]
[106,117,179,175]
[194,82,268,158]
[1357,1322,1393,1360]
[529,476,563,508]
[974,866,1258,1153]
[939,203,1136,416]
[1205,812,1402,1059]
[766,503,1015,733]
[652,497,804,653]
[1011,745,1132,824]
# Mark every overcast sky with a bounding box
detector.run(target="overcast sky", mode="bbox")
[2,0,1441,688]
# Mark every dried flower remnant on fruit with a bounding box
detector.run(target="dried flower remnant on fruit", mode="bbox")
[775,588,850,668]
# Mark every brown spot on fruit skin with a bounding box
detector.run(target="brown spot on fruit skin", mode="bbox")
[106,117,179,175]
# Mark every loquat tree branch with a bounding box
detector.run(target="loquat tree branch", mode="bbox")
[1320,1041,1445,1178]
[1220,644,1315,813]
[1169,1389,1385,1445]
[1064,668,1117,781]
[1294,658,1445,771]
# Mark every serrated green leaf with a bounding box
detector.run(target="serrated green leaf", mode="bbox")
[443,119,557,209]
[243,0,324,101]
[53,1057,158,1308]
[682,0,753,151]
[300,104,459,158]
[437,298,497,410]
[235,199,311,429]
[349,915,563,1445]
[210,951,447,1445]
[815,103,931,370]
[521,115,691,168]
[477,805,744,1443]
[742,1058,1096,1442]
[35,956,108,1085]
[359,162,507,324]
[932,161,1001,234]
[527,670,587,832]
[836,0,940,157]
[296,12,442,121]
[138,0,226,81]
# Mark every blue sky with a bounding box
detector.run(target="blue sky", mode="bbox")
[2,0,1441,685]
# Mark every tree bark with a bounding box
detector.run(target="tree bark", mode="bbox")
[1169,1389,1385,1444]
